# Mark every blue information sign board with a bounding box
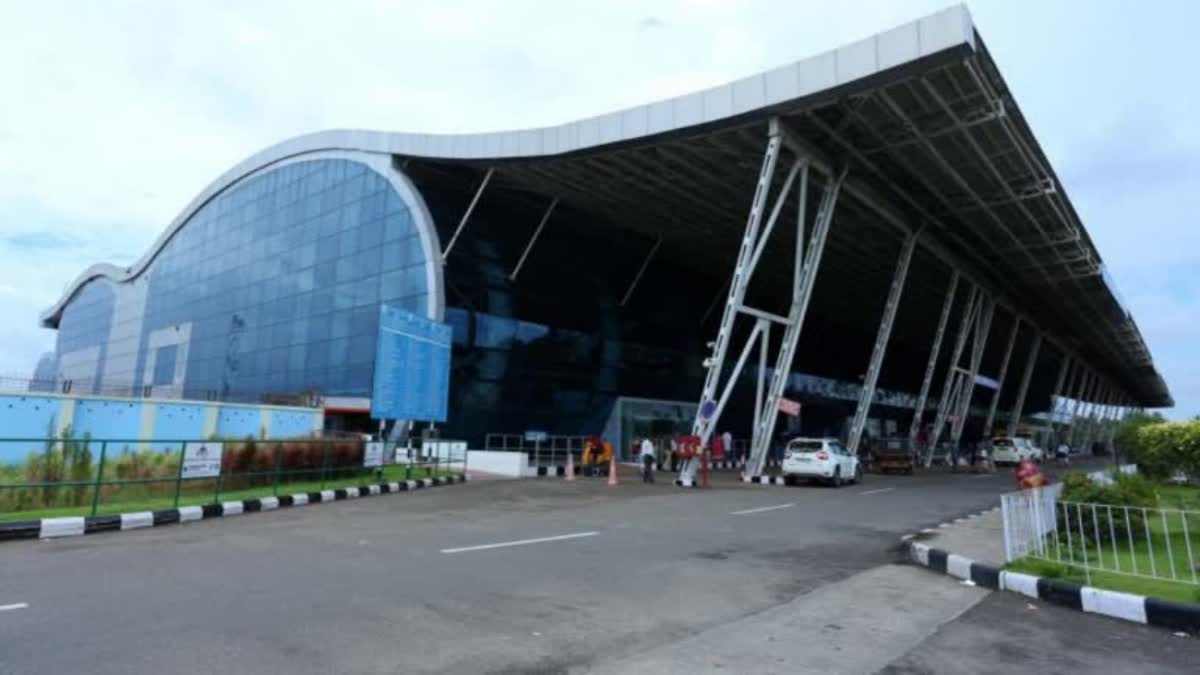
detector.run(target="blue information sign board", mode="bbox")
[370,305,451,422]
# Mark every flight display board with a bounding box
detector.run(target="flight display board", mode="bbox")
[370,305,451,422]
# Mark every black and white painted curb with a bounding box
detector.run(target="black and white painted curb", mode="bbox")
[742,475,787,486]
[0,474,469,544]
[657,459,779,472]
[902,514,1200,634]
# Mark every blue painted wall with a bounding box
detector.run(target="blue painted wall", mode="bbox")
[0,393,320,465]
[0,396,62,463]
[216,407,264,439]
[153,404,207,439]
[270,410,318,438]
[73,399,142,441]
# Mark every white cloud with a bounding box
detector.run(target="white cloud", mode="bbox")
[0,0,1195,416]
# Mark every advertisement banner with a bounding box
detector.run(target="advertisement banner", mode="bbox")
[181,442,223,478]
[363,442,385,468]
[778,398,802,417]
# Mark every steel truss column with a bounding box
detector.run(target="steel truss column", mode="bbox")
[1084,383,1114,455]
[1006,332,1042,438]
[982,317,1021,437]
[1043,354,1072,448]
[949,297,994,448]
[442,168,494,262]
[687,118,844,484]
[847,231,919,453]
[908,271,960,450]
[509,198,559,281]
[1072,372,1100,450]
[1068,368,1093,449]
[926,285,981,464]
[744,164,845,479]
[619,236,662,307]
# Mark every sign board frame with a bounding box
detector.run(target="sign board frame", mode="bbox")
[181,442,223,479]
[370,305,452,422]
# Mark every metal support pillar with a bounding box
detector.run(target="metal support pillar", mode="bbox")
[908,271,960,450]
[685,117,844,483]
[509,198,559,281]
[925,285,981,463]
[1006,333,1041,438]
[982,318,1021,437]
[1073,373,1101,451]
[1067,368,1092,449]
[1042,354,1072,448]
[949,297,994,448]
[847,231,919,453]
[1083,383,1113,456]
[442,168,494,262]
[619,236,662,307]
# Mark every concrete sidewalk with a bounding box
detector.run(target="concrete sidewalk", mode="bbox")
[918,506,1006,566]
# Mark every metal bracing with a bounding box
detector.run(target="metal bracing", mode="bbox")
[949,297,995,448]
[1042,354,1072,447]
[847,230,919,453]
[1007,333,1042,438]
[909,271,960,449]
[1075,367,1094,446]
[619,236,662,307]
[509,197,559,281]
[442,168,493,262]
[1071,372,1100,449]
[684,117,845,484]
[982,317,1021,436]
[926,285,982,463]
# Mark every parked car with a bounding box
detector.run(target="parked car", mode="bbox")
[990,436,1041,465]
[781,437,862,487]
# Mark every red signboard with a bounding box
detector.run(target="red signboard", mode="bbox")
[778,398,801,417]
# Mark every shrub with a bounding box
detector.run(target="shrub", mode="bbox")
[1134,420,1200,481]
[1058,472,1158,547]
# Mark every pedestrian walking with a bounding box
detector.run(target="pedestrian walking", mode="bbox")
[1055,440,1070,466]
[640,437,656,483]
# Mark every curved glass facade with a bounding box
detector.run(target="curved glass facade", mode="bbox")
[53,158,432,401]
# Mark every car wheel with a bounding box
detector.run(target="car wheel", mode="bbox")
[783,475,795,487]
[854,465,863,484]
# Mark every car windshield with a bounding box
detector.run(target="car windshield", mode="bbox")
[788,440,823,451]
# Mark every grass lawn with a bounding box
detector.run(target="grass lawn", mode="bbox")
[1006,483,1200,605]
[1,463,463,521]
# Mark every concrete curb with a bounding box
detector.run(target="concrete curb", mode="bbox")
[741,475,787,486]
[0,473,469,544]
[657,460,780,472]
[902,513,1200,635]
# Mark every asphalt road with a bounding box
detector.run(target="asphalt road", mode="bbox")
[1,459,1191,674]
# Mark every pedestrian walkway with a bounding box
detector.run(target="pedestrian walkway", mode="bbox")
[917,507,1005,566]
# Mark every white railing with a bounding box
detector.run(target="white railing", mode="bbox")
[1001,467,1200,588]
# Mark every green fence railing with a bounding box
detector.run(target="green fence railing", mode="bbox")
[0,437,467,521]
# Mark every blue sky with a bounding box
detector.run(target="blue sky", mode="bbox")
[0,1,1195,417]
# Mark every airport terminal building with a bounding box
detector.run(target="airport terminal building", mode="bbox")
[39,7,1170,463]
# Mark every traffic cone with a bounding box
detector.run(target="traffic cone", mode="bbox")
[565,450,575,481]
[607,455,618,486]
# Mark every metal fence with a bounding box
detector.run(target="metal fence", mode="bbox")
[0,437,467,520]
[0,375,322,408]
[484,434,591,466]
[1001,470,1199,588]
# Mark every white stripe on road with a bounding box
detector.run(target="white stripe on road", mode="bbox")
[441,531,599,554]
[969,474,993,479]
[0,603,28,612]
[731,503,795,515]
[858,488,895,496]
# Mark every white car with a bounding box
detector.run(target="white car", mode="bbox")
[781,438,862,487]
[991,437,1041,465]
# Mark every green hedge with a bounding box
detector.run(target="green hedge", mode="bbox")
[1131,419,1200,481]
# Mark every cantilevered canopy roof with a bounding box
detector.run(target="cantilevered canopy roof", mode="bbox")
[43,5,1170,407]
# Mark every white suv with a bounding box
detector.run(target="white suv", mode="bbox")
[991,437,1042,465]
[781,438,862,487]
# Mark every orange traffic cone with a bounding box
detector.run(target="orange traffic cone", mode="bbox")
[607,455,618,486]
[565,450,575,481]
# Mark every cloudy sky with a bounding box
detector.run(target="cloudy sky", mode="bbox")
[0,0,1195,417]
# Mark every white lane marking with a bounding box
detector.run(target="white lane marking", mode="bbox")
[441,531,599,554]
[0,603,29,612]
[730,503,795,516]
[969,474,993,479]
[858,488,895,496]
